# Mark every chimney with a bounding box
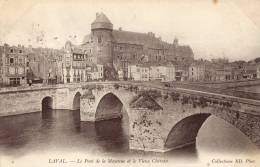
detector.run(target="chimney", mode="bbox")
[148,32,155,37]
[173,37,179,46]
[119,27,122,31]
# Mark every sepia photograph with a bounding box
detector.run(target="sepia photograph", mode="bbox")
[0,0,260,167]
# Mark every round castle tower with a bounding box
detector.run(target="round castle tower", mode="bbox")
[91,12,114,67]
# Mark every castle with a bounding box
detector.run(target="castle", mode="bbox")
[63,12,194,82]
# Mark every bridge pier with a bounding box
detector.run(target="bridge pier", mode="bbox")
[128,107,167,152]
[127,94,170,152]
[80,95,96,121]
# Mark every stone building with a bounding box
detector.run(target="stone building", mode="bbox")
[62,41,104,83]
[188,60,206,81]
[25,46,64,84]
[257,63,260,79]
[243,63,258,79]
[0,45,3,85]
[150,64,176,82]
[127,63,175,82]
[63,41,87,83]
[80,12,194,80]
[128,64,149,81]
[86,64,104,81]
[0,44,28,86]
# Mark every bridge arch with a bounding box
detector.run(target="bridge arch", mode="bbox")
[165,113,210,150]
[164,112,258,151]
[72,92,81,110]
[42,96,53,110]
[95,92,127,121]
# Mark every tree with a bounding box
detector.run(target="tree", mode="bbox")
[254,57,260,63]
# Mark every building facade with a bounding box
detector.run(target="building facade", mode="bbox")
[63,41,87,83]
[26,47,64,84]
[188,61,206,81]
[80,12,194,80]
[0,44,28,86]
[257,64,260,79]
[127,64,175,82]
[62,41,104,83]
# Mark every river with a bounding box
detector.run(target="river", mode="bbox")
[0,109,259,166]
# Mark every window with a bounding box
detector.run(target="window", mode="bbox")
[19,58,23,64]
[10,78,20,86]
[10,49,13,53]
[98,35,102,43]
[10,58,14,64]
[19,50,22,53]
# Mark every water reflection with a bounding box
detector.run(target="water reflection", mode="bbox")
[95,118,129,153]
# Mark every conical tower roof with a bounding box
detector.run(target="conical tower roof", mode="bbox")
[91,12,113,31]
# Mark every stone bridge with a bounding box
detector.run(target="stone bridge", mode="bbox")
[0,82,260,152]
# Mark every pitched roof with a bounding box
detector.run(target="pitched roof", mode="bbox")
[112,30,165,49]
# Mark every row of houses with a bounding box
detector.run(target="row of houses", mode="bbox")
[1,43,259,86]
[0,43,104,86]
[122,64,176,82]
[188,59,260,82]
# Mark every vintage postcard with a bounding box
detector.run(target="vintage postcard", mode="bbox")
[0,0,260,167]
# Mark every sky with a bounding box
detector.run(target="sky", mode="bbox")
[0,0,260,61]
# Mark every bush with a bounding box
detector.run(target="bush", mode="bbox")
[96,85,104,90]
[170,92,180,102]
[199,96,208,108]
[114,83,120,90]
[182,96,189,105]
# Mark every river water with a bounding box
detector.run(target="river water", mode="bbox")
[0,109,259,166]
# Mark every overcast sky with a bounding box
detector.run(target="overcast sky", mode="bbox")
[0,0,260,61]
